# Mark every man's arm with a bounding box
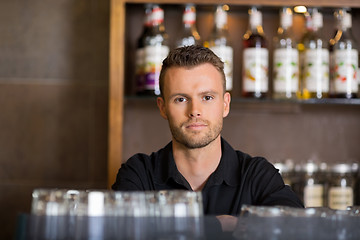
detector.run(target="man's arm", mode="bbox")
[250,158,304,208]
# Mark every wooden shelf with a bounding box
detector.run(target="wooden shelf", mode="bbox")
[121,0,360,8]
[108,0,360,187]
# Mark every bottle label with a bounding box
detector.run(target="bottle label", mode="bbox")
[333,49,358,94]
[243,48,269,93]
[273,48,299,94]
[328,186,353,210]
[304,184,324,207]
[210,45,233,91]
[144,45,169,95]
[135,48,145,92]
[304,48,329,93]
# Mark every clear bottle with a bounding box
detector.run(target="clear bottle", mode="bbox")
[329,9,358,99]
[301,162,325,208]
[242,7,269,99]
[135,4,153,95]
[143,5,170,96]
[328,163,355,210]
[298,8,329,99]
[208,5,234,92]
[176,4,201,47]
[273,7,299,100]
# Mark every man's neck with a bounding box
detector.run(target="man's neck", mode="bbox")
[172,136,222,191]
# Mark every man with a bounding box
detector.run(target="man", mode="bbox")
[112,45,303,216]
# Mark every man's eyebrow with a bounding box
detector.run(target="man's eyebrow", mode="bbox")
[199,90,219,95]
[168,91,220,99]
[168,93,190,99]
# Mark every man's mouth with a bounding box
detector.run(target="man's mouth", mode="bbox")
[185,122,207,130]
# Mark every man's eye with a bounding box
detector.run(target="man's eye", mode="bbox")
[203,96,214,101]
[175,97,187,103]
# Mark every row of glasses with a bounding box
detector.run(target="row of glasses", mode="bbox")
[31,189,203,217]
[28,189,204,239]
[234,205,360,240]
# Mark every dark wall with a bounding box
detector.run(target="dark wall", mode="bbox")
[0,0,109,238]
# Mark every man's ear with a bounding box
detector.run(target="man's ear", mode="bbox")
[157,97,168,120]
[223,92,231,118]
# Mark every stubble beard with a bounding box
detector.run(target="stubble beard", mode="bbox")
[168,119,223,149]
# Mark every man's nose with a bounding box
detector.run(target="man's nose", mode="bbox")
[188,100,201,118]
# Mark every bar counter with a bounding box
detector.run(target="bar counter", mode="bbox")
[16,211,360,240]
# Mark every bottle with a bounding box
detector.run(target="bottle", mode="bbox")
[329,9,358,99]
[273,7,299,100]
[176,4,201,47]
[143,5,170,96]
[135,4,152,95]
[208,5,234,92]
[298,8,329,99]
[328,163,355,210]
[301,162,325,208]
[242,7,269,99]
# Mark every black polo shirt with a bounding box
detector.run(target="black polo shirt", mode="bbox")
[112,138,303,215]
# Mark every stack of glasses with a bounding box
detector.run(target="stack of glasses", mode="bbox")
[26,189,204,239]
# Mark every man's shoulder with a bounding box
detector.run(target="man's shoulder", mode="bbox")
[125,152,156,168]
[222,138,267,163]
[222,139,272,171]
[233,150,272,173]
[125,142,172,167]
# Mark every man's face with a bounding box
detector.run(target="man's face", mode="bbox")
[157,63,231,149]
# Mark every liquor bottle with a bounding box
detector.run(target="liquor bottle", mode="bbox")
[143,5,170,96]
[273,7,299,99]
[298,8,329,99]
[208,5,234,92]
[329,9,358,98]
[176,4,201,47]
[135,4,152,95]
[242,7,269,99]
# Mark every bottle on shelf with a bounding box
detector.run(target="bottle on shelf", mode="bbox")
[207,5,233,93]
[329,9,358,99]
[328,163,355,210]
[143,4,170,96]
[135,4,153,95]
[242,7,269,99]
[273,7,299,100]
[301,162,325,208]
[176,4,201,48]
[298,8,329,99]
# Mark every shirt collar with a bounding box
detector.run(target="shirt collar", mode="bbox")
[153,138,240,187]
[208,138,240,187]
[153,142,188,187]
